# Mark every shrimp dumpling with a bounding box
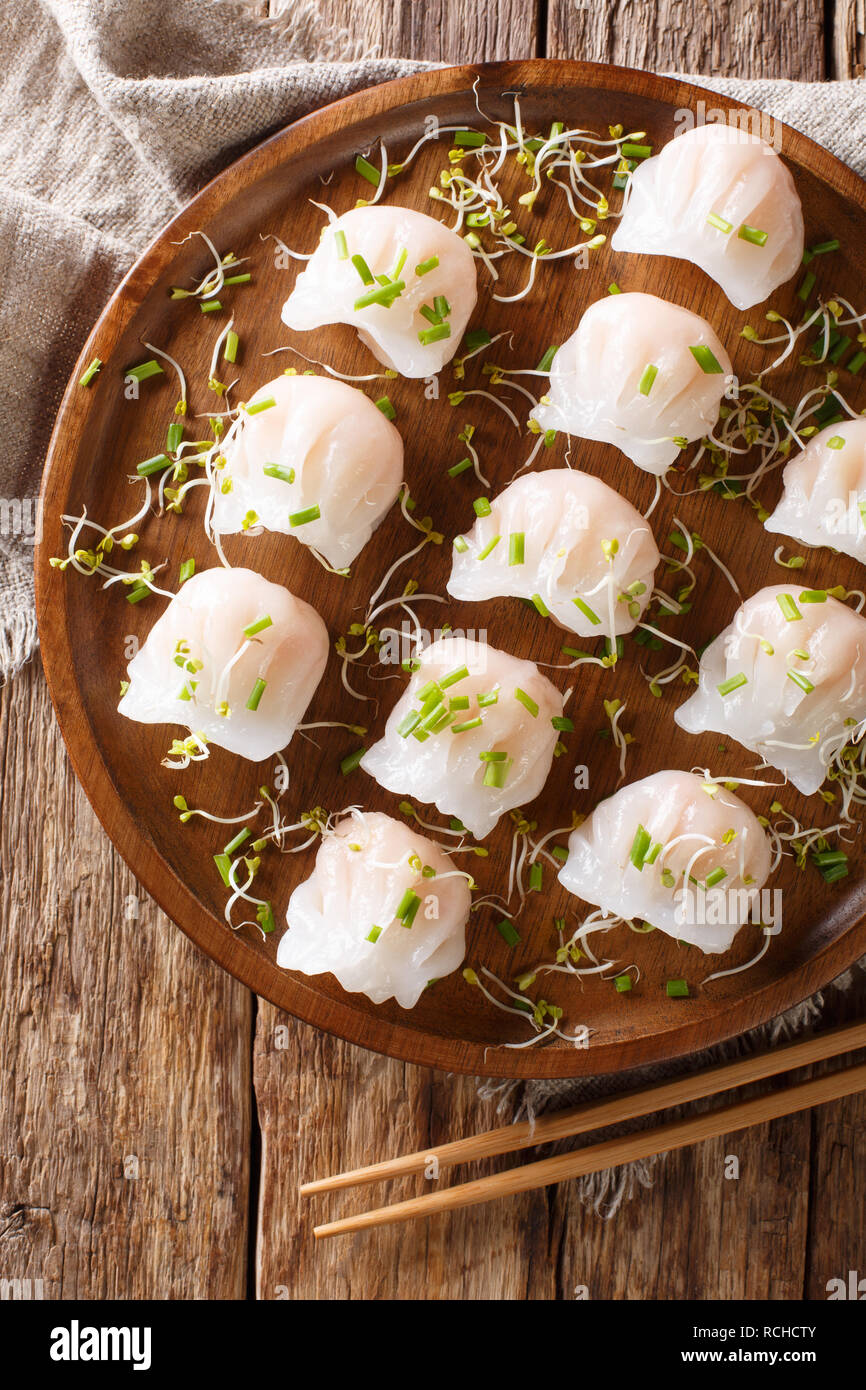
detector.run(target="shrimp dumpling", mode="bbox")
[675,584,866,795]
[119,567,329,762]
[529,292,732,476]
[558,770,773,953]
[276,811,470,1009]
[447,468,660,636]
[361,635,563,839]
[281,206,477,378]
[212,373,403,569]
[764,419,866,566]
[611,124,804,310]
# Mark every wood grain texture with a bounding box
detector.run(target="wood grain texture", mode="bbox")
[315,0,539,61]
[546,0,826,81]
[0,660,251,1299]
[831,0,866,76]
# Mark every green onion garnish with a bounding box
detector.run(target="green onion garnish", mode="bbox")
[79,357,102,387]
[529,863,543,892]
[477,689,499,707]
[551,715,574,731]
[179,558,195,584]
[495,917,521,947]
[531,593,550,617]
[717,673,747,696]
[366,925,383,943]
[454,130,486,147]
[705,867,727,889]
[787,669,815,693]
[798,269,817,301]
[514,688,538,718]
[395,889,421,927]
[451,716,482,734]
[478,535,500,560]
[572,596,601,625]
[126,584,149,604]
[638,363,658,396]
[340,746,366,775]
[243,615,273,638]
[777,593,802,622]
[355,280,405,310]
[418,323,451,345]
[289,504,321,527]
[200,300,222,313]
[473,497,492,517]
[136,454,172,476]
[827,434,845,450]
[355,153,381,186]
[608,282,621,294]
[334,229,348,260]
[223,330,239,364]
[464,328,491,351]
[479,750,507,762]
[166,421,183,453]
[434,294,451,319]
[615,974,633,993]
[689,345,724,374]
[629,824,651,869]
[246,396,276,415]
[707,212,733,234]
[666,979,689,998]
[223,827,251,855]
[415,256,439,276]
[448,457,473,478]
[246,678,267,711]
[739,225,768,246]
[440,664,469,688]
[125,359,164,383]
[621,142,652,159]
[483,759,510,788]
[799,589,827,603]
[536,345,559,373]
[449,695,470,711]
[214,853,232,887]
[375,396,396,420]
[351,253,374,285]
[508,532,525,566]
[263,463,295,484]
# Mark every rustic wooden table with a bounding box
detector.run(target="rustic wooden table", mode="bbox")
[3,1,865,1301]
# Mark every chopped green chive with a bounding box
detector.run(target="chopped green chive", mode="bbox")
[334,229,348,260]
[355,153,381,186]
[415,256,439,276]
[495,917,521,947]
[224,330,239,364]
[340,746,366,775]
[531,593,550,617]
[777,593,803,622]
[638,363,658,395]
[200,300,222,313]
[689,345,724,374]
[514,688,539,718]
[739,225,768,246]
[418,323,451,345]
[166,420,183,453]
[552,845,569,862]
[615,973,633,992]
[126,584,149,604]
[434,295,451,319]
[449,695,470,711]
[799,589,827,603]
[243,615,273,638]
[263,463,295,484]
[440,664,469,688]
[366,925,383,943]
[717,673,748,696]
[464,328,491,351]
[246,678,267,711]
[666,979,689,998]
[223,827,251,855]
[705,867,727,889]
[508,532,525,565]
[125,359,164,383]
[572,595,601,625]
[536,345,559,373]
[798,270,817,301]
[827,434,846,450]
[375,395,396,420]
[477,689,499,708]
[707,212,733,234]
[448,457,473,477]
[482,759,510,788]
[478,535,500,560]
[179,558,195,584]
[454,130,486,147]
[289,504,321,527]
[622,142,652,159]
[136,454,172,476]
[355,280,405,310]
[395,889,421,927]
[810,238,840,256]
[79,357,102,387]
[787,669,815,694]
[453,535,469,552]
[608,282,621,294]
[629,824,651,869]
[479,750,507,762]
[451,716,482,734]
[246,396,276,415]
[351,253,374,285]
[214,853,233,887]
[551,715,574,732]
[529,863,543,891]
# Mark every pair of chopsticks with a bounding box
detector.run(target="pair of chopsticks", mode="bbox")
[304,1019,866,1238]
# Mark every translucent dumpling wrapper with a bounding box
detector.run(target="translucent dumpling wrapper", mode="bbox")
[764,419,866,566]
[360,635,563,839]
[447,468,660,637]
[674,584,866,796]
[276,810,470,1009]
[611,124,804,310]
[558,770,773,953]
[281,205,477,378]
[211,373,404,569]
[119,567,329,762]
[529,292,732,476]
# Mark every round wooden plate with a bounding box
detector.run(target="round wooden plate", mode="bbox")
[36,60,866,1079]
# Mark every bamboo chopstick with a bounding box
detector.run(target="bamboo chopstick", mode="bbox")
[313,1059,866,1238]
[301,1018,866,1196]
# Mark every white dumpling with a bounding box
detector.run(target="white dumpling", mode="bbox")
[211,373,403,569]
[447,468,660,637]
[276,810,470,1009]
[558,770,773,953]
[765,419,866,566]
[360,635,563,839]
[281,205,477,378]
[675,584,866,795]
[530,292,732,476]
[611,124,804,310]
[119,567,329,761]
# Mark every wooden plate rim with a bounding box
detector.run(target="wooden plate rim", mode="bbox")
[35,58,866,1079]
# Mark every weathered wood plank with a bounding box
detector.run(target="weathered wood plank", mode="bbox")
[546,0,826,82]
[0,661,251,1299]
[315,0,539,61]
[832,0,866,76]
